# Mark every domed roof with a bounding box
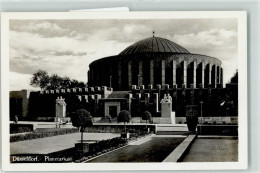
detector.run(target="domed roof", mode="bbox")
[119,36,190,55]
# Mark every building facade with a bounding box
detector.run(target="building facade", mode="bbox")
[88,36,223,91]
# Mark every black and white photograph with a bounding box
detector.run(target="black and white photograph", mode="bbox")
[1,11,247,171]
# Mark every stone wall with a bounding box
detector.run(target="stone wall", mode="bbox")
[10,83,237,120]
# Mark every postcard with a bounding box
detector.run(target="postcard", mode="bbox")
[1,11,247,171]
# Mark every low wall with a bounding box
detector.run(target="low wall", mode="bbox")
[197,125,238,136]
[132,116,237,125]
[175,117,238,125]
[83,124,156,133]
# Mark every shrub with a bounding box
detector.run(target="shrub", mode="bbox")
[71,109,93,144]
[117,110,131,134]
[10,126,32,134]
[142,111,152,128]
[10,128,78,143]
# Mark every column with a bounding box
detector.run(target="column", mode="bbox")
[215,65,217,88]
[183,60,187,87]
[193,62,197,87]
[162,60,166,86]
[218,66,221,84]
[217,66,220,84]
[139,60,143,86]
[153,93,159,112]
[118,61,121,89]
[172,60,176,85]
[128,61,132,89]
[221,68,223,86]
[150,60,154,86]
[201,62,205,88]
[209,64,212,85]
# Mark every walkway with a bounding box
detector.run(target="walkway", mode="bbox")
[10,133,120,155]
[181,137,238,162]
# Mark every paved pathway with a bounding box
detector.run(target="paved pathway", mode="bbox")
[10,133,120,155]
[88,135,185,162]
[182,137,238,162]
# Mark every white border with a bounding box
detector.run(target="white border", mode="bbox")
[1,11,247,171]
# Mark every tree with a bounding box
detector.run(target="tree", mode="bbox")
[30,70,50,90]
[30,69,86,90]
[48,74,63,90]
[61,76,71,88]
[142,111,152,129]
[71,109,93,144]
[229,70,238,83]
[117,110,131,134]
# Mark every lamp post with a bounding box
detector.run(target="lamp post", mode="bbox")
[109,76,112,88]
[200,101,203,134]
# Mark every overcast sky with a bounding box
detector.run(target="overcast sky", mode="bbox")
[9,18,237,91]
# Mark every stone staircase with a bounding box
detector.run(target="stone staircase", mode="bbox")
[156,124,189,135]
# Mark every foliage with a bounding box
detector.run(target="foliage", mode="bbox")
[117,110,131,123]
[142,111,152,128]
[10,126,32,134]
[71,109,93,129]
[71,109,93,144]
[30,70,50,90]
[142,111,152,121]
[74,130,151,162]
[30,69,86,90]
[117,110,131,134]
[10,128,78,143]
[229,70,238,83]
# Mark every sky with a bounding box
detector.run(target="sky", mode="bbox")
[9,18,238,91]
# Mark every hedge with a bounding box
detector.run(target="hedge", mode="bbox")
[10,128,78,143]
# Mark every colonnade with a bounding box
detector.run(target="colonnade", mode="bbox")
[126,59,223,89]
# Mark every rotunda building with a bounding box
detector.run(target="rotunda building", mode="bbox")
[88,36,223,91]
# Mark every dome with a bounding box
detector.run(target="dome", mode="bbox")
[119,36,190,55]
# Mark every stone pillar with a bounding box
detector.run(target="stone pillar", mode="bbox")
[172,84,177,111]
[160,94,175,124]
[156,84,161,106]
[95,86,101,92]
[201,62,205,88]
[172,60,177,85]
[153,93,159,112]
[148,85,153,101]
[94,94,101,116]
[55,97,66,118]
[128,61,132,89]
[162,60,166,86]
[82,95,88,103]
[118,61,122,89]
[126,93,132,112]
[139,60,143,86]
[183,60,187,87]
[190,84,195,104]
[193,62,197,87]
[140,85,145,97]
[145,93,150,110]
[89,87,94,92]
[77,95,82,102]
[165,84,169,94]
[161,95,172,117]
[136,93,141,116]
[150,60,154,86]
